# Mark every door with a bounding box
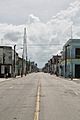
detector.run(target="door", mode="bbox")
[75,65,80,78]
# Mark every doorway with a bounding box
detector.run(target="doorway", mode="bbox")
[75,64,80,78]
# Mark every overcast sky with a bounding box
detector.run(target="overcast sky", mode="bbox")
[0,0,80,68]
[0,0,75,24]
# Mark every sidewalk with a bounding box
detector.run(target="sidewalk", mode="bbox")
[59,75,80,84]
[0,75,21,83]
[63,77,80,84]
[71,78,80,84]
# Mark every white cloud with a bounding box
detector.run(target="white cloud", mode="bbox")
[27,14,40,24]
[0,1,80,68]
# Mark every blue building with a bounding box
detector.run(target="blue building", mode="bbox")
[60,39,80,78]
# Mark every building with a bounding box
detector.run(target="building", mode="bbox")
[42,63,48,73]
[52,55,61,75]
[0,46,12,77]
[42,55,61,75]
[60,39,80,78]
[0,46,29,77]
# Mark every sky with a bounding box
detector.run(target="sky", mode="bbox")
[0,0,75,24]
[0,0,80,68]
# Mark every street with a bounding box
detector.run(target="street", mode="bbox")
[0,73,80,120]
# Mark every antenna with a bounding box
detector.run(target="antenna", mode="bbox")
[71,25,73,39]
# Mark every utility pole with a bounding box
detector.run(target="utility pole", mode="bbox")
[21,53,24,77]
[65,44,70,78]
[23,27,28,75]
[56,54,59,76]
[26,56,27,75]
[14,44,16,77]
[65,46,67,78]
[29,59,31,73]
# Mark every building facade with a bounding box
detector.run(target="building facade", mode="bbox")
[0,46,28,77]
[60,39,80,78]
[0,46,12,77]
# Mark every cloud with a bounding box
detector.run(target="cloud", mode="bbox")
[0,24,24,46]
[27,14,40,24]
[0,1,80,67]
[4,31,21,42]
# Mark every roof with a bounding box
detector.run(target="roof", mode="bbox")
[0,46,12,49]
[63,39,80,48]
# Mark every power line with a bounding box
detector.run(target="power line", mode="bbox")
[27,44,62,46]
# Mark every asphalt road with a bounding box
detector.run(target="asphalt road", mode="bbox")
[0,73,80,120]
[0,74,38,120]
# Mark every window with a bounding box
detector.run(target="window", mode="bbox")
[75,48,80,58]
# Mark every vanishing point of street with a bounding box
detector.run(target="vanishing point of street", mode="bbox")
[0,73,80,120]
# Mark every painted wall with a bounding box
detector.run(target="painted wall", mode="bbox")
[60,39,80,78]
